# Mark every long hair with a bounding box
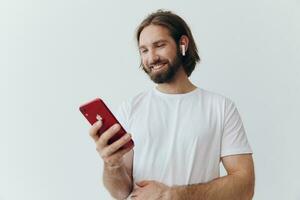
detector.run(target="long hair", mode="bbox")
[136,9,200,77]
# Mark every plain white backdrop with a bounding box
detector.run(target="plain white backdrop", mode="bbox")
[0,0,299,199]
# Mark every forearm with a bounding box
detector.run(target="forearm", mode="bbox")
[103,163,133,200]
[170,173,254,200]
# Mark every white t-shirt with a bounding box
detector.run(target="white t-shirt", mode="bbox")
[115,87,252,186]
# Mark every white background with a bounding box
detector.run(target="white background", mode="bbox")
[0,0,299,199]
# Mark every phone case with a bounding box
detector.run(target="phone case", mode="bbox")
[79,98,134,149]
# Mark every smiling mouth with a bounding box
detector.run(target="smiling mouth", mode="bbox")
[150,63,167,71]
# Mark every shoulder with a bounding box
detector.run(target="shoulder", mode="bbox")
[197,87,234,106]
[118,89,152,114]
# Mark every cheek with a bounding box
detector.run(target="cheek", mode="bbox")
[141,58,147,67]
[160,48,177,61]
[141,55,151,66]
[169,49,178,58]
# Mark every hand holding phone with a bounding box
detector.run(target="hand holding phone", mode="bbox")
[79,98,134,167]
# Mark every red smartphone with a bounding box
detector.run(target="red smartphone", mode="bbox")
[79,98,134,149]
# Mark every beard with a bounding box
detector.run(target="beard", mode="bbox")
[141,48,183,84]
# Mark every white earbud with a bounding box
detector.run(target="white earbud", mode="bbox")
[181,45,186,56]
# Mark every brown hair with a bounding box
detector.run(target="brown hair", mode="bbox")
[136,9,200,77]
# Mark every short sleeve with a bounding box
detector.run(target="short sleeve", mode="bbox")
[221,99,253,157]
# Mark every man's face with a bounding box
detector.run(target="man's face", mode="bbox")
[138,25,182,83]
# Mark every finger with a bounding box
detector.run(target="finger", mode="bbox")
[131,191,137,197]
[131,194,138,199]
[103,133,132,156]
[102,144,133,163]
[131,186,144,200]
[97,123,120,147]
[89,120,103,142]
[136,180,150,187]
[130,189,139,198]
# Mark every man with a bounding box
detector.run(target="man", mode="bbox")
[89,10,255,200]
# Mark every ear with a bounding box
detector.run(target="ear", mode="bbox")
[179,35,189,56]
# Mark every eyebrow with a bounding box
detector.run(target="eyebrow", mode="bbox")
[139,39,168,50]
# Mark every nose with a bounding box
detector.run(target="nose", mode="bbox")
[148,49,160,64]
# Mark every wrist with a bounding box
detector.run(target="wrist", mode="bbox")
[104,161,124,170]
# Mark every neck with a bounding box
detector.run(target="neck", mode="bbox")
[156,67,197,94]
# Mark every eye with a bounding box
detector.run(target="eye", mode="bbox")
[141,49,148,54]
[156,43,165,48]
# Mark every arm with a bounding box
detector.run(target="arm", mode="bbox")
[89,121,134,200]
[170,154,255,200]
[103,149,134,200]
